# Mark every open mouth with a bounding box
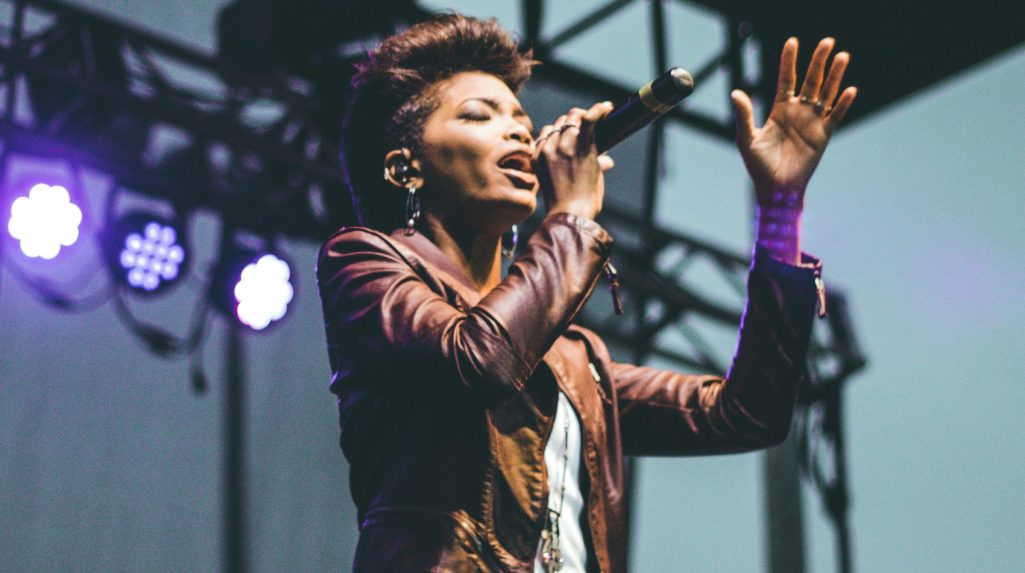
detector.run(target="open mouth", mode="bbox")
[497,151,536,189]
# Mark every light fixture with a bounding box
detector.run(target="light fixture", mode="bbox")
[101,211,188,294]
[212,244,295,331]
[6,182,83,260]
[233,253,294,330]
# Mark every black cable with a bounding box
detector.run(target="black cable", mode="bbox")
[189,339,208,395]
[0,252,113,311]
[108,265,212,357]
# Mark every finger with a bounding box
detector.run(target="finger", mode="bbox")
[551,114,569,133]
[824,86,857,133]
[731,89,756,148]
[541,114,569,155]
[533,124,555,154]
[798,37,835,102]
[577,101,614,152]
[556,107,588,156]
[536,124,554,143]
[598,153,615,172]
[776,37,798,99]
[819,51,850,112]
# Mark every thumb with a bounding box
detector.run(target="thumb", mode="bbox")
[730,89,756,148]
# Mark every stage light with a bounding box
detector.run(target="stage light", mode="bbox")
[233,253,294,330]
[101,211,188,294]
[6,183,83,259]
[211,244,295,331]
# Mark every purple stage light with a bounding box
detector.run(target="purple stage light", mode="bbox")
[117,220,186,292]
[7,183,83,259]
[100,210,189,296]
[233,254,294,330]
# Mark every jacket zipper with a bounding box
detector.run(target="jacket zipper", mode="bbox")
[603,260,623,315]
[813,262,827,319]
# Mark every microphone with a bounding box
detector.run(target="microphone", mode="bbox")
[594,68,695,153]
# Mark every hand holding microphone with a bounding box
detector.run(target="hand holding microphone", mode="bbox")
[595,67,694,152]
[535,68,695,153]
[534,68,695,220]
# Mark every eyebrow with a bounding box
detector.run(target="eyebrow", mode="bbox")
[460,97,529,119]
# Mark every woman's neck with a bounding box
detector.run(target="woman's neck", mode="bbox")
[422,216,503,296]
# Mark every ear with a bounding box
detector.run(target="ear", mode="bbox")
[383,148,423,190]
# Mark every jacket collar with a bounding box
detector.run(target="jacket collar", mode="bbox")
[389,228,485,306]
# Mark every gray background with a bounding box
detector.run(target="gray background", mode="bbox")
[1,1,1023,571]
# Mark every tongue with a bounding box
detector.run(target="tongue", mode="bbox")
[501,161,529,173]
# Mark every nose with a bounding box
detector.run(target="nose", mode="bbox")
[507,121,532,146]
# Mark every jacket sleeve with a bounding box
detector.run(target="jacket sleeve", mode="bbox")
[612,248,820,455]
[317,213,613,407]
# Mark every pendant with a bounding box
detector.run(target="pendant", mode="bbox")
[540,527,563,572]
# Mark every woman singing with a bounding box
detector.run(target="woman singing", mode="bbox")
[317,13,855,573]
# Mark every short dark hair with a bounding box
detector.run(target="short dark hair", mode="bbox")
[341,13,535,230]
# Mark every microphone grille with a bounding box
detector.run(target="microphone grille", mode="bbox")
[669,68,695,93]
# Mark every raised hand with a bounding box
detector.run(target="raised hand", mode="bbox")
[731,37,857,208]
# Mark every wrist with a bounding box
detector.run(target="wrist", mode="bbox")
[755,185,805,210]
[756,205,802,265]
[547,200,599,221]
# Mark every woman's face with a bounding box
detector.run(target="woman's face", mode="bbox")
[417,71,537,233]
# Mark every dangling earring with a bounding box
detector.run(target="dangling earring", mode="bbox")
[501,224,518,259]
[404,185,420,235]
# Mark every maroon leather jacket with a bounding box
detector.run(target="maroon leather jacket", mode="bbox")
[316,213,820,572]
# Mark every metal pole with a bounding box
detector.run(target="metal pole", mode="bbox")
[826,381,854,573]
[763,433,806,573]
[223,322,247,573]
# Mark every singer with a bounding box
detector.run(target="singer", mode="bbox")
[317,12,856,573]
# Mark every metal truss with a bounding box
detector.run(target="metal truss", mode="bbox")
[0,0,350,239]
[521,0,748,144]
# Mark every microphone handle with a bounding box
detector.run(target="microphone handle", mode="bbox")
[594,67,695,153]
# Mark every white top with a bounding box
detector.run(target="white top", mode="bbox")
[534,391,587,572]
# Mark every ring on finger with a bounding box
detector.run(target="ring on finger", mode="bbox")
[559,123,580,132]
[777,89,796,100]
[799,95,825,113]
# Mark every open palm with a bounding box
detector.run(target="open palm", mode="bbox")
[732,37,857,206]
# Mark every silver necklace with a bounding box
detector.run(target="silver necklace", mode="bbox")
[540,395,570,573]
